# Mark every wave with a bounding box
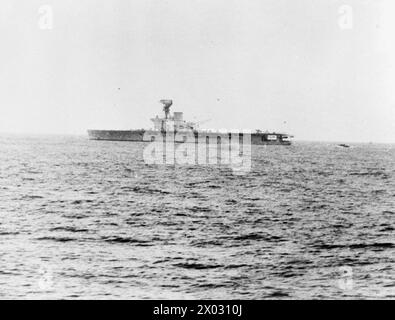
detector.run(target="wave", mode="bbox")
[36,236,78,242]
[349,171,389,179]
[101,236,152,246]
[173,262,224,270]
[0,231,20,236]
[234,233,282,242]
[49,226,89,233]
[314,242,394,250]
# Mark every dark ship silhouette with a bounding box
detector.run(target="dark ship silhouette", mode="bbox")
[88,100,293,145]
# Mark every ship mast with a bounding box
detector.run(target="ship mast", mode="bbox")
[159,99,173,119]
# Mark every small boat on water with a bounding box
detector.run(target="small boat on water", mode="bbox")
[338,143,350,148]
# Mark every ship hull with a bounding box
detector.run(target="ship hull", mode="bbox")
[88,130,292,145]
[88,130,145,142]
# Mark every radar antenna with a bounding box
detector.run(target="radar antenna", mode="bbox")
[159,99,173,119]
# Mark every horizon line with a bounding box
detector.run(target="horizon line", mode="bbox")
[0,131,394,145]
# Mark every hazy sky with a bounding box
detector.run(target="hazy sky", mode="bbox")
[0,0,394,142]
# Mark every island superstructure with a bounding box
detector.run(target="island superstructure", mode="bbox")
[88,100,293,145]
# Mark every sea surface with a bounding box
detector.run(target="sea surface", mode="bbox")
[0,134,394,299]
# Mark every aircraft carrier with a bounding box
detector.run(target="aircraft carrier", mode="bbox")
[88,100,293,145]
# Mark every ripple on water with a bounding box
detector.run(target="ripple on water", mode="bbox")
[0,136,394,299]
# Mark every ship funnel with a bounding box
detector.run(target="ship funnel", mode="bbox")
[173,112,183,121]
[160,99,173,119]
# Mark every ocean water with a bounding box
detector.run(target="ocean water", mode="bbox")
[0,134,394,299]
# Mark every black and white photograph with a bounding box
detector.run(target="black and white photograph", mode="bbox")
[0,0,394,306]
